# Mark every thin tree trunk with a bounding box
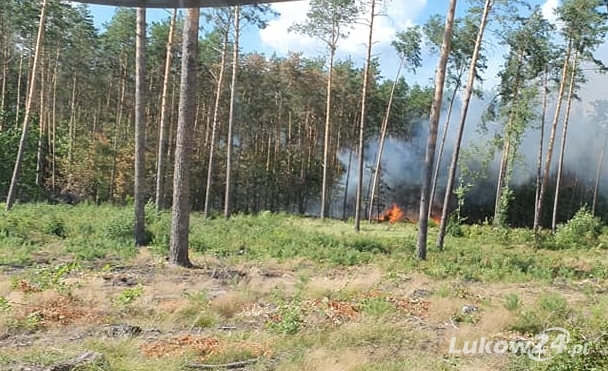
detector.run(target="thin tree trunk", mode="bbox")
[6,0,48,210]
[493,49,524,225]
[436,0,491,250]
[134,8,147,246]
[68,76,77,165]
[535,38,572,234]
[0,57,6,131]
[14,54,24,127]
[169,7,199,268]
[109,62,127,202]
[368,57,404,222]
[428,79,461,220]
[155,8,177,212]
[416,0,457,259]
[204,30,229,217]
[592,130,607,215]
[551,51,578,231]
[354,0,376,232]
[225,6,239,219]
[36,54,47,187]
[50,47,59,192]
[321,45,336,219]
[534,71,549,233]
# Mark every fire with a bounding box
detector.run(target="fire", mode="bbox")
[377,204,405,223]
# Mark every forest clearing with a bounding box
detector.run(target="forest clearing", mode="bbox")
[1,204,608,370]
[4,0,608,369]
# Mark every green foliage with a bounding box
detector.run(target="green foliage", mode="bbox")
[509,293,570,335]
[267,301,304,335]
[0,296,11,313]
[542,327,608,371]
[114,285,143,306]
[504,293,521,311]
[361,296,394,317]
[554,206,602,249]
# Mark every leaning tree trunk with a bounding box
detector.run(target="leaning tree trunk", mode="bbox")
[224,6,240,219]
[551,50,578,231]
[6,0,48,211]
[169,7,199,268]
[535,38,572,234]
[416,0,457,260]
[155,8,177,212]
[134,8,147,246]
[354,0,376,232]
[368,56,404,222]
[204,30,229,217]
[436,0,492,250]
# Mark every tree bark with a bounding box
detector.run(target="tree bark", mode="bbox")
[6,0,48,211]
[593,128,607,215]
[204,29,229,217]
[224,6,240,219]
[169,7,199,268]
[155,8,177,212]
[436,0,491,250]
[355,0,376,232]
[428,79,461,220]
[416,0,457,259]
[134,7,147,246]
[321,43,336,219]
[551,50,578,231]
[535,38,572,234]
[368,57,404,222]
[533,71,549,235]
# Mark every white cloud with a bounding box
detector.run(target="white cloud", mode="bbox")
[541,0,560,25]
[259,0,427,59]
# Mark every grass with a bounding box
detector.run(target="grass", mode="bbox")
[1,203,608,370]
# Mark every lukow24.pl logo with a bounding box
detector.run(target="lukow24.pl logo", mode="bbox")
[448,327,607,361]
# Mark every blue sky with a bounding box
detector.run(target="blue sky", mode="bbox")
[85,0,557,87]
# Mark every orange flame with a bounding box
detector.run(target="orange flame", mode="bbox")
[377,204,405,224]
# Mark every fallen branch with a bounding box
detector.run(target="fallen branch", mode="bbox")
[186,358,259,369]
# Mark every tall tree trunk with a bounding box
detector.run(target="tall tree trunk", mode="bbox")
[134,8,147,246]
[6,0,48,211]
[321,44,336,219]
[155,8,177,212]
[36,54,47,187]
[14,54,24,127]
[0,55,6,131]
[354,0,376,232]
[592,129,607,215]
[534,71,549,234]
[109,62,127,202]
[204,30,229,217]
[225,6,240,219]
[535,38,572,234]
[68,76,77,165]
[50,47,59,192]
[551,51,578,231]
[368,57,404,222]
[436,0,491,250]
[416,0,457,259]
[169,7,199,268]
[429,79,461,220]
[493,49,524,226]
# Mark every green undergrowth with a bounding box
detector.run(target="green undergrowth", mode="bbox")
[0,203,607,284]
